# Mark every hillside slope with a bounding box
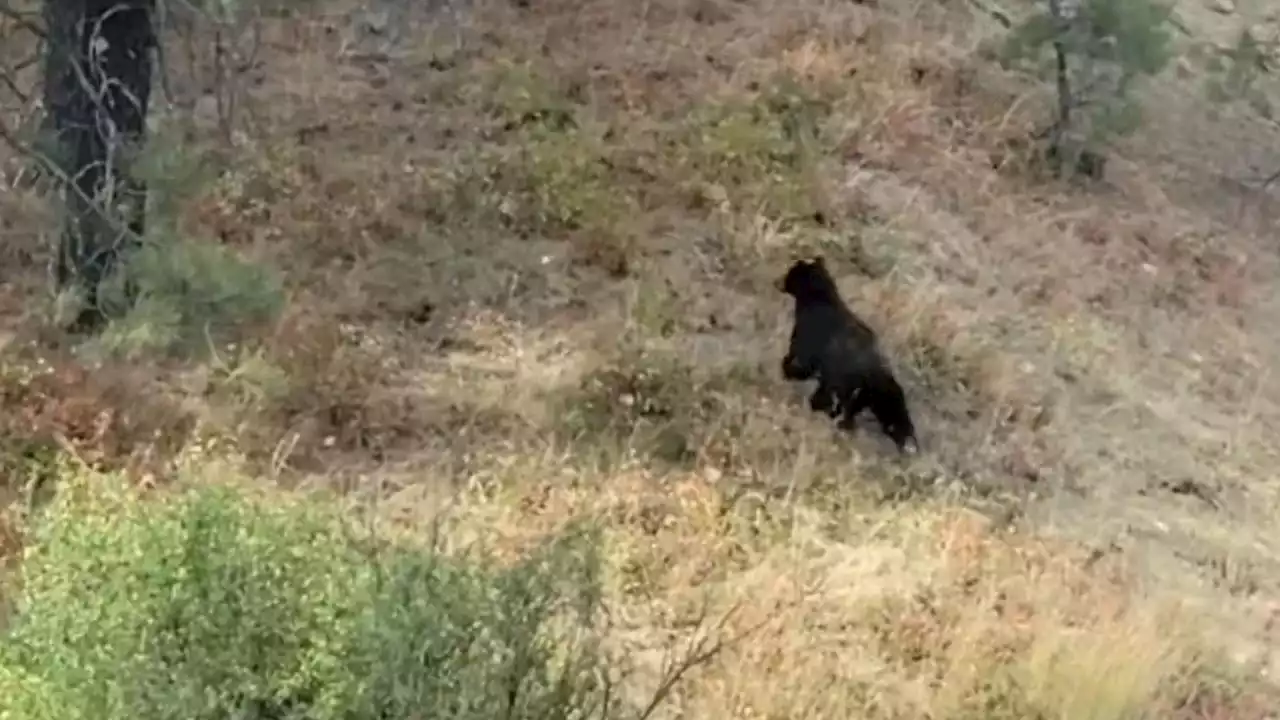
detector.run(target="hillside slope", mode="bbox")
[3,0,1280,716]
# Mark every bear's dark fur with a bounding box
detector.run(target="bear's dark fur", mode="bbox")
[777,257,919,454]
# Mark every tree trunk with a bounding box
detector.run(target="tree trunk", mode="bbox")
[43,0,156,331]
[1047,0,1076,179]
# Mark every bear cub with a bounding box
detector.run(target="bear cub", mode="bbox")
[777,257,919,454]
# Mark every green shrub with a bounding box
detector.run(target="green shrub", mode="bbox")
[0,471,609,720]
[505,125,633,236]
[1000,0,1174,174]
[1204,28,1279,120]
[673,74,833,223]
[90,235,285,359]
[556,343,765,467]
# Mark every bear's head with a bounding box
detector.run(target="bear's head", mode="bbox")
[776,256,840,303]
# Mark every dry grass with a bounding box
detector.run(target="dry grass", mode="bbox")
[3,0,1280,715]
[342,445,1270,719]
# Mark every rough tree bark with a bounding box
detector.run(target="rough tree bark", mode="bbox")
[1046,0,1076,179]
[42,0,155,331]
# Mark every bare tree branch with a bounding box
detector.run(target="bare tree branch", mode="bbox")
[966,0,1013,29]
[0,114,140,245]
[0,65,29,102]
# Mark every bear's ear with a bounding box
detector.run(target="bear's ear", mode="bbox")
[811,256,826,268]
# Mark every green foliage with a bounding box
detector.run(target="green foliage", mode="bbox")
[557,344,763,466]
[675,75,833,222]
[449,61,638,254]
[430,62,837,267]
[503,124,635,236]
[1001,0,1174,149]
[129,123,219,232]
[43,121,283,356]
[205,343,293,412]
[484,60,580,134]
[1081,0,1173,76]
[89,236,285,359]
[0,471,611,720]
[1204,29,1277,119]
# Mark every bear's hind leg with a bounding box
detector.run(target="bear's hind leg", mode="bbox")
[836,384,870,431]
[809,380,841,417]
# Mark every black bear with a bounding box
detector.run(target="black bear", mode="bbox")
[777,257,919,454]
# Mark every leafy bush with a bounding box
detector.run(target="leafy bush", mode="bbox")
[90,235,285,358]
[0,471,610,720]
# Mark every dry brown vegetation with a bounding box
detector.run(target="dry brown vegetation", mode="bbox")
[4,0,1280,716]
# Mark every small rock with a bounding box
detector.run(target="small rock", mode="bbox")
[358,10,389,35]
[1208,0,1235,15]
